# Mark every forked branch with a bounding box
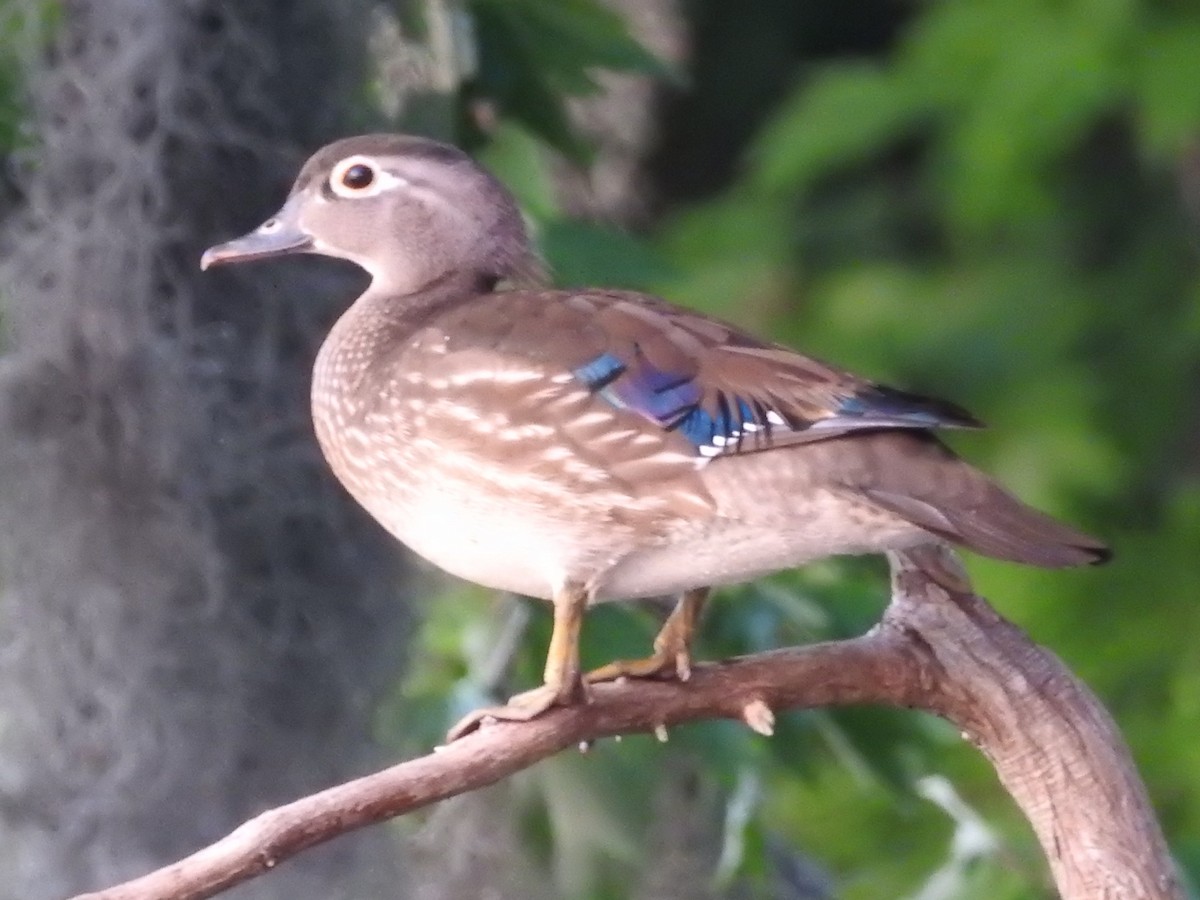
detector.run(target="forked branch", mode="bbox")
[71,548,1182,900]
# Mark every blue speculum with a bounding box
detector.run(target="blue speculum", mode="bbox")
[573,349,773,455]
[572,349,980,458]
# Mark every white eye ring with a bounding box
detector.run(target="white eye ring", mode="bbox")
[328,155,407,199]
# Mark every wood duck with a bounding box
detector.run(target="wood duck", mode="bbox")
[202,134,1109,739]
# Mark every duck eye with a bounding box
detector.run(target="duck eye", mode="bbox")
[329,157,383,197]
[341,163,374,190]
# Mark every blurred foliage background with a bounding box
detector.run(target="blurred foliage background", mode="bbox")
[2,0,1199,898]
[386,0,1200,897]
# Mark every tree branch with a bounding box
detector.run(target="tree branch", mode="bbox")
[71,548,1182,900]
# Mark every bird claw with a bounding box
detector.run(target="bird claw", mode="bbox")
[445,680,588,742]
[585,648,692,685]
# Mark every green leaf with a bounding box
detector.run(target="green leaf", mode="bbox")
[478,122,561,219]
[468,4,590,160]
[540,219,676,289]
[751,63,925,193]
[468,0,669,159]
[656,190,794,319]
[475,0,668,81]
[935,8,1126,229]
[1134,19,1200,158]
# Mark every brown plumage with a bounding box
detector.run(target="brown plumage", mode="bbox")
[201,134,1109,737]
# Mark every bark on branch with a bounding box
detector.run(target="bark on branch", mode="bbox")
[71,548,1182,900]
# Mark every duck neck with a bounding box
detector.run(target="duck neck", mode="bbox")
[314,269,492,412]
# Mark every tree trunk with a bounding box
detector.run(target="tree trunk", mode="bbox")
[0,3,409,897]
